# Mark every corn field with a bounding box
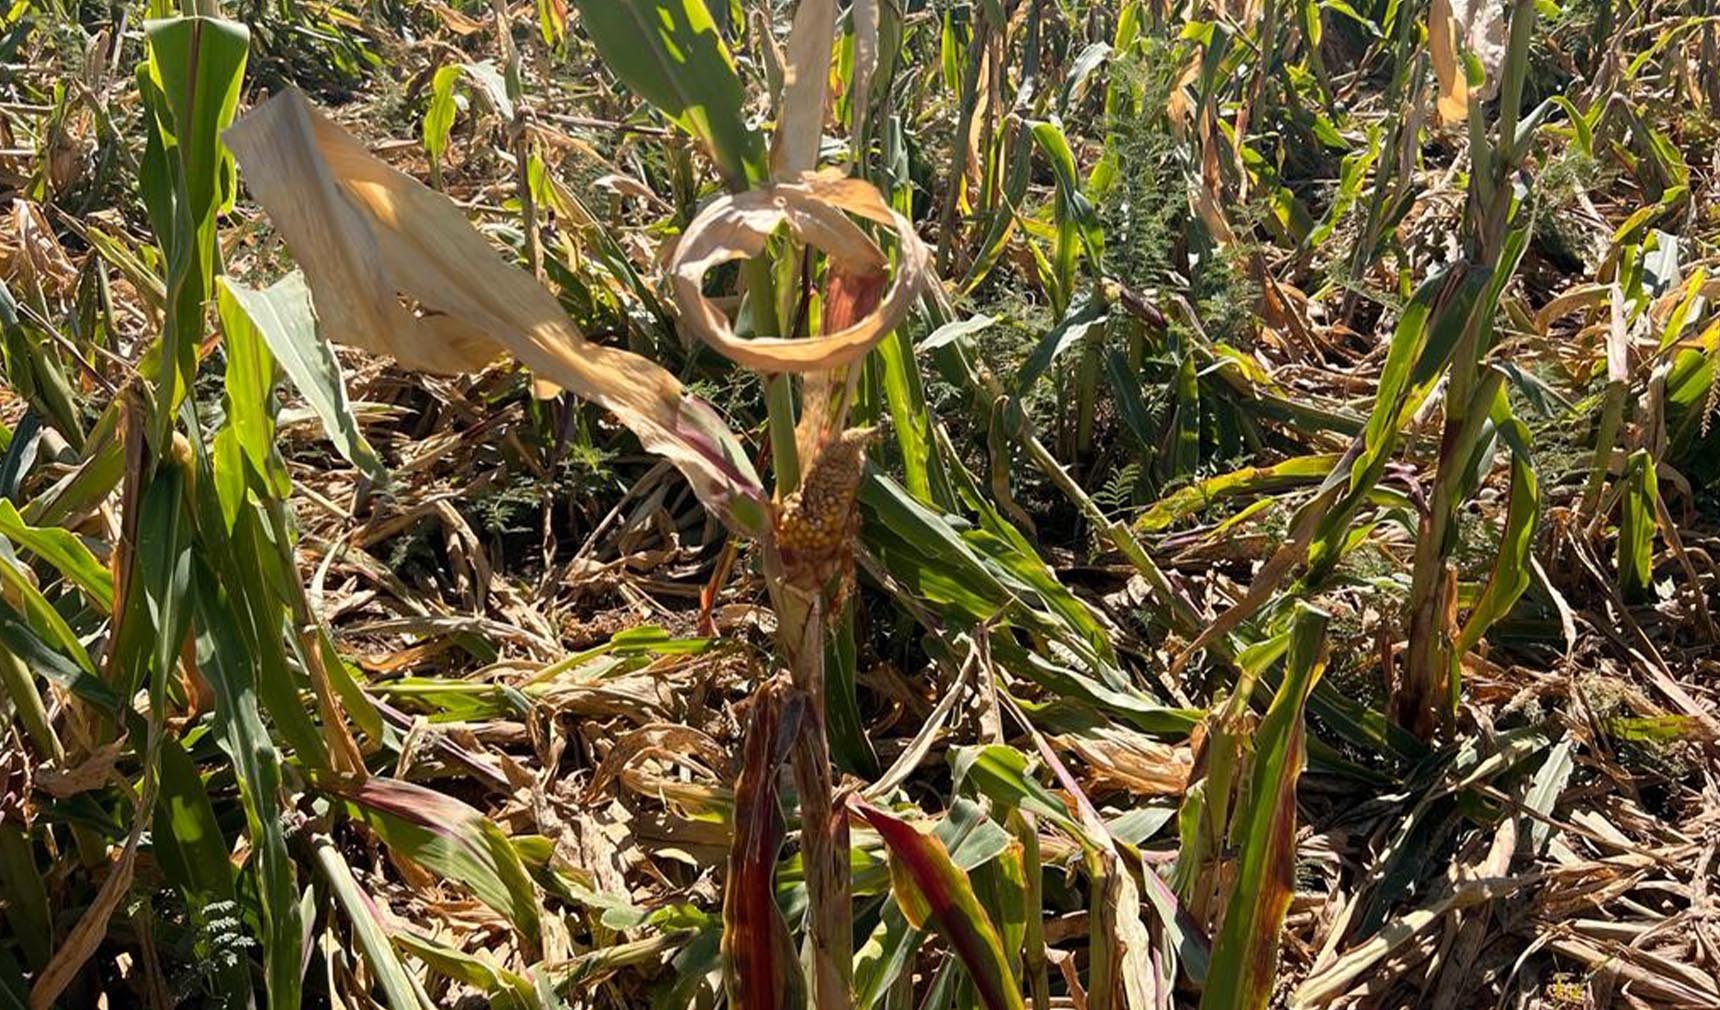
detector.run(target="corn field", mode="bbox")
[0,0,1717,1007]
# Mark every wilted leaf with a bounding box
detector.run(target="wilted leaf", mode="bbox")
[670,170,929,373]
[317,773,545,952]
[224,90,767,534]
[1430,0,1506,124]
[27,786,146,1010]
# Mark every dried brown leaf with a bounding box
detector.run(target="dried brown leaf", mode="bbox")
[669,170,928,374]
[224,90,767,533]
[771,0,837,178]
[1431,0,1506,124]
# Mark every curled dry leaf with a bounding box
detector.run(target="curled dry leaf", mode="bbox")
[223,89,767,534]
[315,772,545,953]
[669,169,930,374]
[34,740,126,798]
[3,199,78,297]
[1051,731,1192,798]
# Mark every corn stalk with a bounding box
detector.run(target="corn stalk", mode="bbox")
[1398,0,1539,739]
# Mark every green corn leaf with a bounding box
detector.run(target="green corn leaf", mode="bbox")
[0,642,58,763]
[1015,295,1108,395]
[1305,125,1381,248]
[861,471,1148,695]
[1028,120,1104,275]
[1617,449,1658,599]
[1200,603,1329,1010]
[876,325,941,504]
[1455,397,1539,656]
[1059,42,1112,115]
[139,16,249,439]
[826,601,881,777]
[0,825,51,972]
[392,929,537,1010]
[0,599,112,710]
[960,116,1034,296]
[853,901,918,1010]
[152,733,235,905]
[1602,714,1706,743]
[214,279,289,500]
[136,465,194,707]
[569,0,766,189]
[1135,455,1341,533]
[1172,351,1201,478]
[1360,267,1469,480]
[205,503,327,767]
[0,541,99,680]
[313,835,436,1010]
[20,404,126,528]
[142,17,249,220]
[950,745,1086,842]
[0,499,114,608]
[423,61,514,181]
[194,556,303,1010]
[0,295,83,452]
[152,732,257,1003]
[424,63,463,174]
[217,274,387,484]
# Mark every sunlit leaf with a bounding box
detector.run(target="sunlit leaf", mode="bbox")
[224,90,767,534]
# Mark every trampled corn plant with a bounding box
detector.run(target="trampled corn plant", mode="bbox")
[222,3,938,1008]
[9,8,559,1010]
[1171,0,1565,732]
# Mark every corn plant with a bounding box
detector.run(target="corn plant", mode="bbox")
[1396,0,1542,738]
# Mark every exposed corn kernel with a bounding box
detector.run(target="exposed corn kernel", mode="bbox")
[774,427,873,585]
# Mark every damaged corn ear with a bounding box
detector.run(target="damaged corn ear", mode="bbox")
[774,427,874,582]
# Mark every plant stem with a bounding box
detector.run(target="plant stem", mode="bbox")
[935,16,989,275]
[1399,0,1537,738]
[772,581,851,1010]
[746,254,802,493]
[1398,365,1504,736]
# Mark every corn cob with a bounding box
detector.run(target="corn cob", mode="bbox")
[774,426,874,589]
